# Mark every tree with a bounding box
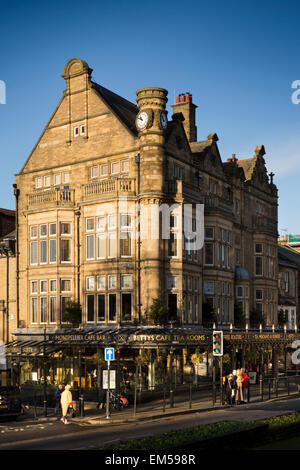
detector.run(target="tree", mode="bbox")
[62,300,82,327]
[148,294,169,325]
[202,302,218,327]
[234,302,245,328]
[250,308,265,328]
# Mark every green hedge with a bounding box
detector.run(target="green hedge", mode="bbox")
[100,411,300,451]
[100,421,259,450]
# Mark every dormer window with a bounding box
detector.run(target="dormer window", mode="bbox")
[74,127,79,137]
[80,125,85,136]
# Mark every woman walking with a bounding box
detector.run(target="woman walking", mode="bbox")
[61,384,73,424]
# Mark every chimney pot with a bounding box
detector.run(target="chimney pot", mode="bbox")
[181,94,185,102]
[176,94,180,103]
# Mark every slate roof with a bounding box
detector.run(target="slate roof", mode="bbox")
[91,82,138,136]
[278,245,300,269]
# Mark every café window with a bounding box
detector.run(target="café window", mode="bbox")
[86,276,95,291]
[60,239,71,262]
[40,297,47,324]
[97,275,106,290]
[204,281,214,295]
[100,164,108,177]
[168,293,177,320]
[50,297,57,324]
[109,294,116,322]
[204,242,214,266]
[97,294,106,322]
[49,223,56,236]
[60,222,71,235]
[31,297,38,324]
[121,293,132,321]
[40,240,47,264]
[168,232,178,257]
[31,280,38,294]
[87,294,95,322]
[86,234,95,260]
[91,166,98,179]
[61,297,72,322]
[167,275,178,289]
[255,289,263,300]
[50,239,57,263]
[204,227,214,240]
[255,243,263,254]
[40,280,47,293]
[121,274,132,289]
[61,279,71,293]
[255,256,263,276]
[108,275,117,289]
[30,226,37,239]
[120,231,131,257]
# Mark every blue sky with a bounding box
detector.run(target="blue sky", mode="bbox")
[0,0,300,233]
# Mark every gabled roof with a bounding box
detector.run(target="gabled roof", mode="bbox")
[278,245,300,269]
[0,208,15,216]
[236,145,267,182]
[237,157,256,180]
[91,82,138,136]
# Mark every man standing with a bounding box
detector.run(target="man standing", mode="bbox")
[54,384,63,416]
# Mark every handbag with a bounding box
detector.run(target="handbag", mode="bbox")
[68,404,76,418]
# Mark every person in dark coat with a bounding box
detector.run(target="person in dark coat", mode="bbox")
[225,374,234,406]
[54,384,63,415]
[96,390,106,410]
[231,370,238,405]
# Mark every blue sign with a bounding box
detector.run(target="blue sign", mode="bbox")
[105,347,115,361]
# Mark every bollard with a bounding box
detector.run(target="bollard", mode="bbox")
[287,377,290,396]
[133,383,137,417]
[247,381,250,403]
[189,383,192,409]
[170,387,174,408]
[163,385,166,413]
[80,395,85,417]
[261,378,264,401]
[34,391,37,419]
[268,379,271,400]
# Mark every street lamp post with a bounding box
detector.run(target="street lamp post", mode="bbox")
[43,327,47,417]
[0,238,15,346]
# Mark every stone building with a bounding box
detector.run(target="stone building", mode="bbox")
[278,245,300,330]
[0,58,286,388]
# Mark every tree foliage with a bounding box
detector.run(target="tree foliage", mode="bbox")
[148,295,169,325]
[62,300,82,327]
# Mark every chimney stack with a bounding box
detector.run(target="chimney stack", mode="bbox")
[171,92,197,142]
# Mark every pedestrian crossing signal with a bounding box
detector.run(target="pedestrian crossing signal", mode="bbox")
[213,331,223,356]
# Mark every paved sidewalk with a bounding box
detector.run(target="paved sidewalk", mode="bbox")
[18,388,300,426]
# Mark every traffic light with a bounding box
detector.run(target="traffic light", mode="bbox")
[213,331,223,356]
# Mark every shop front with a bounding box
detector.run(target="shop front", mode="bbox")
[3,327,300,393]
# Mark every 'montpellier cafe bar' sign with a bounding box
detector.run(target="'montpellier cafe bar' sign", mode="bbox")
[48,330,300,347]
[7,331,300,356]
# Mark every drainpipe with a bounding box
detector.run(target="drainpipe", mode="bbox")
[6,254,9,345]
[75,211,81,306]
[13,184,20,328]
[135,154,141,323]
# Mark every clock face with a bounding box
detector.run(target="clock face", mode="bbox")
[160,111,168,129]
[136,111,149,130]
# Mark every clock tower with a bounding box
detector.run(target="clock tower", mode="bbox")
[135,87,169,315]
